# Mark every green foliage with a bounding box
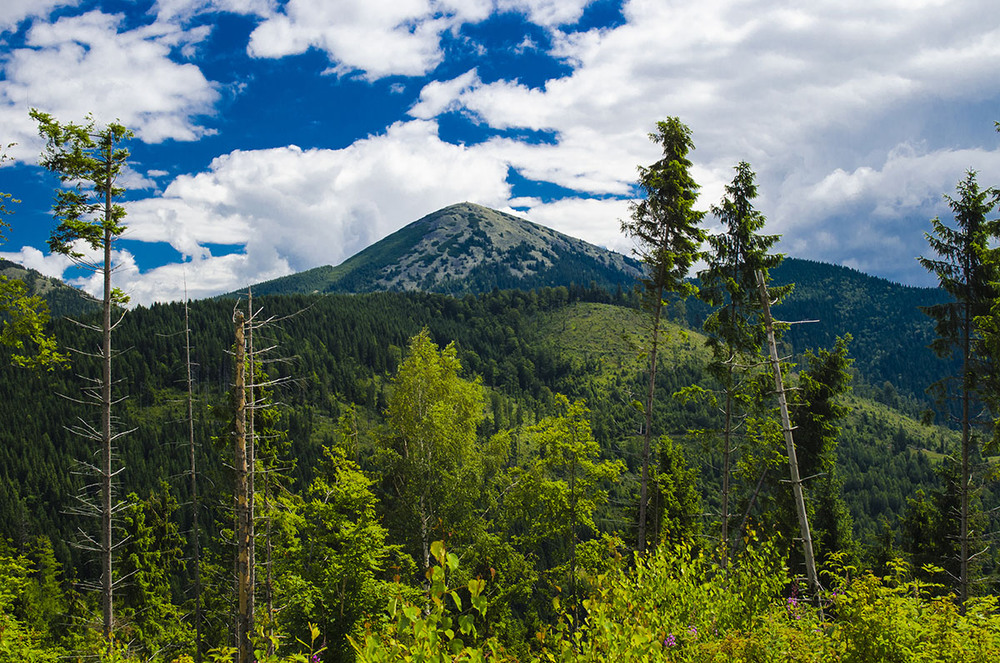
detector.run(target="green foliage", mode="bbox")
[381,328,487,570]
[347,539,1000,662]
[825,557,1000,662]
[117,483,191,659]
[0,277,997,657]
[519,395,622,547]
[622,117,706,301]
[0,148,67,371]
[694,161,788,558]
[975,247,1000,454]
[918,170,998,366]
[760,258,951,404]
[653,435,702,547]
[791,336,858,566]
[0,276,67,370]
[621,116,707,551]
[916,168,998,431]
[277,443,397,662]
[30,109,132,259]
[351,541,510,662]
[16,536,67,642]
[531,532,805,660]
[917,169,999,603]
[0,540,65,661]
[700,161,786,365]
[500,395,623,623]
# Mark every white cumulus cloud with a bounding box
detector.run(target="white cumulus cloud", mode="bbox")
[116,119,513,303]
[410,0,1000,286]
[246,0,490,79]
[0,10,219,161]
[0,0,77,32]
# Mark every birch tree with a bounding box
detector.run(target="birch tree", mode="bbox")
[0,147,66,370]
[384,329,485,573]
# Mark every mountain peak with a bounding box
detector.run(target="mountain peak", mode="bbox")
[243,203,643,297]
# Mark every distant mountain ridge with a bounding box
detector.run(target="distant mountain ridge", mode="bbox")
[235,202,952,400]
[765,258,950,400]
[0,258,99,318]
[243,202,644,297]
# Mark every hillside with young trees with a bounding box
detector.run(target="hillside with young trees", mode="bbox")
[0,283,989,659]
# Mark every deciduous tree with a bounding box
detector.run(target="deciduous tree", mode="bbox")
[0,147,66,370]
[383,329,485,573]
[513,396,622,619]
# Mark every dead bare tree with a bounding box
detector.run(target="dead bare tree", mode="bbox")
[756,270,820,599]
[230,291,300,660]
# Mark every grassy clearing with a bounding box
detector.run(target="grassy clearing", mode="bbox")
[533,301,708,379]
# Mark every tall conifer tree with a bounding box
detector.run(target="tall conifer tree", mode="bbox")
[698,161,784,559]
[32,109,133,640]
[621,118,705,553]
[918,169,999,606]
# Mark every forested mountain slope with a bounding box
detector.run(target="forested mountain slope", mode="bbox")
[0,257,99,317]
[0,288,956,569]
[770,258,951,401]
[231,199,950,405]
[677,257,952,404]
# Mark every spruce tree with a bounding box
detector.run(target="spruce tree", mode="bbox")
[792,336,857,567]
[917,169,999,606]
[621,117,705,553]
[31,109,133,640]
[698,161,784,559]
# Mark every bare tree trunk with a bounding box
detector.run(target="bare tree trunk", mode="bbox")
[960,299,971,609]
[100,217,113,641]
[247,290,256,633]
[569,434,579,629]
[420,494,430,573]
[756,271,820,598]
[638,287,664,554]
[721,384,733,567]
[185,295,203,663]
[265,477,275,657]
[234,311,252,663]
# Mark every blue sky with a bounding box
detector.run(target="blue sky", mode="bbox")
[1,0,998,305]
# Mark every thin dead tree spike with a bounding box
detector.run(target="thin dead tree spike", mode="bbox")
[756,270,821,605]
[233,307,253,663]
[182,281,205,663]
[246,289,256,651]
